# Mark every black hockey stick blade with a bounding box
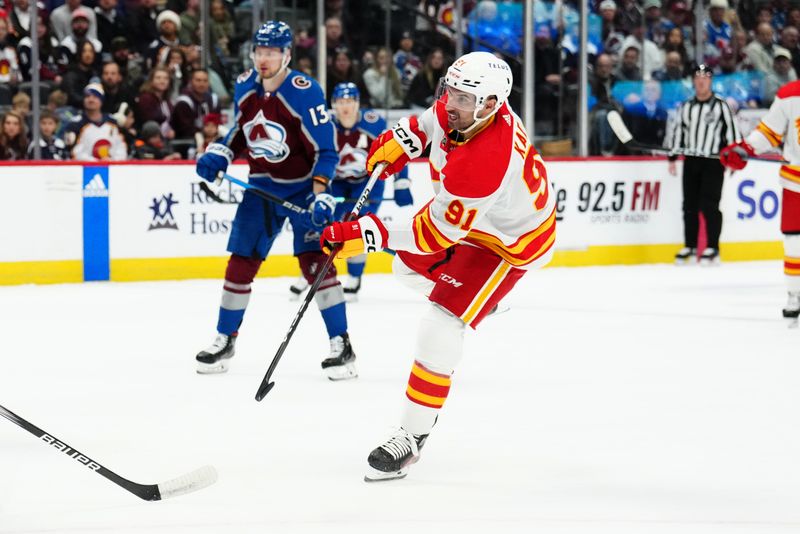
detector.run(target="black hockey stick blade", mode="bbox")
[0,404,218,501]
[256,381,275,401]
[199,181,233,204]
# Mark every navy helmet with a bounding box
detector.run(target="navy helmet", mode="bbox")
[253,20,293,50]
[332,82,360,101]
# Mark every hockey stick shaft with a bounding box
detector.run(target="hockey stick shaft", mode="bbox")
[0,404,217,501]
[606,109,786,163]
[254,163,387,402]
[213,172,309,214]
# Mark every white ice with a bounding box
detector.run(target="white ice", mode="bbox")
[1,260,799,534]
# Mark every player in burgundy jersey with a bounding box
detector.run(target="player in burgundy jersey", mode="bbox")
[193,21,357,380]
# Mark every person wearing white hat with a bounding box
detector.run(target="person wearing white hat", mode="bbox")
[705,0,732,49]
[147,9,181,69]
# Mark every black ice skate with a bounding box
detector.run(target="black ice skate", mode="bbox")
[342,275,361,302]
[699,247,720,266]
[783,291,800,328]
[196,333,237,374]
[288,275,308,302]
[364,427,428,482]
[674,247,696,265]
[321,333,357,380]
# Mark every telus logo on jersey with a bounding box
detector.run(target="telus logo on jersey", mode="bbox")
[243,110,290,163]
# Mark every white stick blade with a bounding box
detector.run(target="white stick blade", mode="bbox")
[157,465,218,500]
[606,110,633,144]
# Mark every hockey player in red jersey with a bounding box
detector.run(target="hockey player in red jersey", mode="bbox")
[720,80,800,324]
[321,52,557,480]
[194,21,357,379]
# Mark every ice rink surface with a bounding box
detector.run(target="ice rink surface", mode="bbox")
[1,260,799,534]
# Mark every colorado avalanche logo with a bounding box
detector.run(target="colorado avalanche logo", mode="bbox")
[243,110,290,163]
[292,76,311,90]
[336,143,368,179]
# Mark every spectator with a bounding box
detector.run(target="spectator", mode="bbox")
[616,0,643,36]
[706,0,732,49]
[50,0,97,42]
[664,1,691,39]
[164,47,188,100]
[64,82,127,160]
[100,61,134,115]
[393,30,421,93]
[763,47,797,106]
[46,89,77,137]
[295,52,315,77]
[59,8,103,66]
[147,10,181,69]
[0,110,28,160]
[324,16,350,67]
[589,53,620,156]
[9,0,31,43]
[407,47,446,110]
[615,45,643,81]
[26,109,69,160]
[61,40,99,108]
[744,23,776,73]
[110,36,144,88]
[642,0,666,46]
[133,120,181,160]
[731,28,748,63]
[653,50,686,81]
[773,0,789,31]
[171,68,219,141]
[0,16,20,87]
[534,26,561,135]
[135,65,174,138]
[94,0,126,53]
[194,112,222,157]
[621,25,663,79]
[128,0,159,55]
[662,27,691,73]
[11,91,31,131]
[788,7,800,30]
[363,46,405,108]
[209,0,234,56]
[621,80,667,150]
[17,12,61,83]
[779,26,800,76]
[325,46,369,107]
[599,0,624,57]
[715,46,741,75]
[179,0,200,46]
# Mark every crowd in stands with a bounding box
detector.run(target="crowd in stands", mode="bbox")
[1,0,798,160]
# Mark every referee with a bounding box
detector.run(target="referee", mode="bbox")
[665,64,740,265]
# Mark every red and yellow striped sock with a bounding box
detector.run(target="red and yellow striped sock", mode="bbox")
[405,360,452,409]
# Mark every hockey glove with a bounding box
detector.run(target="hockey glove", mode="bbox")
[366,116,427,180]
[393,178,414,206]
[306,192,337,231]
[321,213,388,259]
[197,143,233,182]
[720,141,755,171]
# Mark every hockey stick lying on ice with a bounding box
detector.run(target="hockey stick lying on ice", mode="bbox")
[201,172,309,213]
[0,404,217,501]
[254,162,388,402]
[606,110,787,163]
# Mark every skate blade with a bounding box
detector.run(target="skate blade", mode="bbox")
[364,466,408,482]
[699,258,721,267]
[324,362,358,381]
[787,317,799,329]
[674,258,695,266]
[196,360,230,374]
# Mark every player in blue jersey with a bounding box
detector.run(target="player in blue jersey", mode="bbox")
[193,21,357,380]
[289,82,414,301]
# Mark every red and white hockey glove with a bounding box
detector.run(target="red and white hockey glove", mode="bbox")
[366,116,427,180]
[320,213,388,259]
[720,141,755,171]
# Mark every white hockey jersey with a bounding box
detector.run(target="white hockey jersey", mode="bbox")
[746,80,800,193]
[385,99,556,270]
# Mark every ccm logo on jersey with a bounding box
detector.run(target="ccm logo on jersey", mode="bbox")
[438,274,463,287]
[243,110,290,162]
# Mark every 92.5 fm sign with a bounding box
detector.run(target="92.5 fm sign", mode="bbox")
[546,159,683,249]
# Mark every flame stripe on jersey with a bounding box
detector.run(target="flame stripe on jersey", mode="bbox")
[461,261,512,324]
[779,165,800,187]
[406,361,451,408]
[412,201,455,253]
[785,255,800,275]
[756,122,783,147]
[464,209,557,267]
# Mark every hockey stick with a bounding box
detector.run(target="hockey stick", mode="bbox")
[0,404,217,501]
[203,172,309,214]
[606,110,787,163]
[254,162,388,402]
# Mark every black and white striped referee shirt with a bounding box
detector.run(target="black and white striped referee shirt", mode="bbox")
[664,94,741,157]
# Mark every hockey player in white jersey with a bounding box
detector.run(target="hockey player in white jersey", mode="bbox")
[720,80,800,324]
[321,52,556,480]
